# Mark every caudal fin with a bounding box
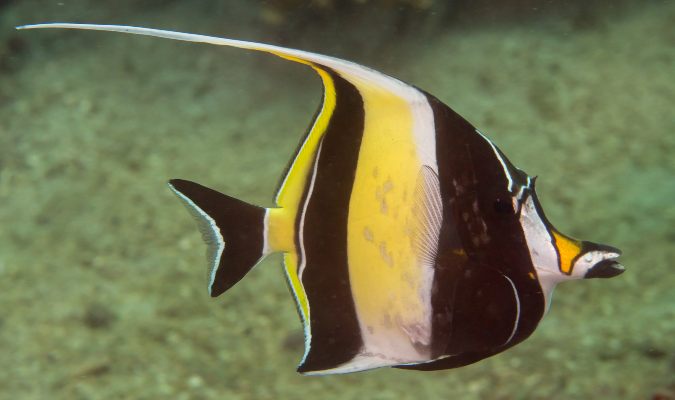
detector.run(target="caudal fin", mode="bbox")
[168,179,269,297]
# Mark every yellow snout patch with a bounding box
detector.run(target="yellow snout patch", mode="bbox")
[552,230,583,275]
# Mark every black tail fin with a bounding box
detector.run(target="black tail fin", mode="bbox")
[168,179,268,297]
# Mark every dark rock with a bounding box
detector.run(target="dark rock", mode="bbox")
[82,303,117,330]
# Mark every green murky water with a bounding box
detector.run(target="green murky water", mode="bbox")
[0,1,673,399]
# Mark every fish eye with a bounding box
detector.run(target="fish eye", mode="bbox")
[493,198,514,215]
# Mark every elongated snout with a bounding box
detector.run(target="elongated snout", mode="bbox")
[581,242,624,279]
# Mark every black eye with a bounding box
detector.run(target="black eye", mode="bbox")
[493,198,514,215]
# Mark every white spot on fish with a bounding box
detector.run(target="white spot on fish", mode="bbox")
[379,241,394,267]
[472,235,481,247]
[383,179,394,193]
[453,178,465,195]
[383,312,393,328]
[376,180,395,215]
[402,271,415,289]
[380,198,388,215]
[401,322,431,347]
[363,227,374,242]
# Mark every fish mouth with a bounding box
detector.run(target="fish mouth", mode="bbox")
[584,257,625,279]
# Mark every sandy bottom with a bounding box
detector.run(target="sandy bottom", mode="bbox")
[0,1,673,399]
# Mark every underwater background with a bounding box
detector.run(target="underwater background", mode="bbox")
[0,1,673,399]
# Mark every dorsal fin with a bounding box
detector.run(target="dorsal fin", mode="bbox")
[16,23,407,88]
[16,23,417,211]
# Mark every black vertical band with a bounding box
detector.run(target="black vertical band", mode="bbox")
[398,93,545,371]
[296,70,365,373]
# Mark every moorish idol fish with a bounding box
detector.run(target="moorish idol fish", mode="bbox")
[19,23,625,375]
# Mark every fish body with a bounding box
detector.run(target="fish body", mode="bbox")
[18,23,625,375]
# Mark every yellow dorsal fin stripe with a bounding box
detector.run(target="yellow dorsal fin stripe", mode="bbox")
[274,66,336,209]
[552,230,582,275]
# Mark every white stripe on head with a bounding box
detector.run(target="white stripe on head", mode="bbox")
[518,194,559,312]
[475,129,514,192]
